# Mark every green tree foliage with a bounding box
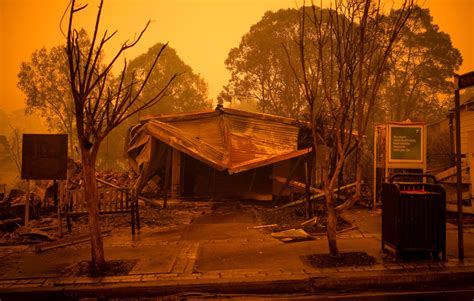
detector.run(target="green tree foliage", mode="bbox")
[380,6,462,122]
[126,43,212,115]
[219,9,311,119]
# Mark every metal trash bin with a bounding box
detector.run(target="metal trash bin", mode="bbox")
[381,174,446,260]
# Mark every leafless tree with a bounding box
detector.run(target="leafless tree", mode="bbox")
[7,125,22,176]
[65,0,176,271]
[291,0,414,256]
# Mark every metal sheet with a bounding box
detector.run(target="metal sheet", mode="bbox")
[127,108,305,175]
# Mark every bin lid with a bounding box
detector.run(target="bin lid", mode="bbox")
[400,190,441,195]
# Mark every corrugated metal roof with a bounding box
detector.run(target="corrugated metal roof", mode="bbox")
[128,107,309,174]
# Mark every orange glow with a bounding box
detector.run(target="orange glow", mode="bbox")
[1,0,473,112]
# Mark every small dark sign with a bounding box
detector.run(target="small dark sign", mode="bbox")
[21,134,68,180]
[458,71,474,89]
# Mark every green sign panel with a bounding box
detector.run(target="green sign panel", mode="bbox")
[390,126,422,161]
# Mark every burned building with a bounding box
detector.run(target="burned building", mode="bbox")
[127,107,312,201]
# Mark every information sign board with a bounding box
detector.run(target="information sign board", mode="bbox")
[386,123,426,169]
[21,134,68,180]
[389,126,422,162]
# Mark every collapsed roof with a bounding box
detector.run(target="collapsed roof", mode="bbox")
[127,107,311,178]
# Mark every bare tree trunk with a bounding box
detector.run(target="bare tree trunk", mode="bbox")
[321,148,339,257]
[305,159,313,219]
[326,191,339,256]
[354,151,363,203]
[81,148,105,271]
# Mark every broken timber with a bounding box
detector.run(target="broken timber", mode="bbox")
[0,218,22,227]
[247,224,278,229]
[311,225,359,236]
[98,177,151,204]
[270,175,324,194]
[276,182,357,209]
[434,163,469,182]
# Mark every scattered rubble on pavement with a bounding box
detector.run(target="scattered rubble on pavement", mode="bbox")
[255,202,353,235]
[271,228,313,242]
[0,162,209,248]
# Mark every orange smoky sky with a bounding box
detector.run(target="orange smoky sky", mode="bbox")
[0,0,473,113]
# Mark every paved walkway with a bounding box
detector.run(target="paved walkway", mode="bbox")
[1,202,474,299]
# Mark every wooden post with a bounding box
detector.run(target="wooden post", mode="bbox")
[131,194,135,235]
[449,113,455,166]
[373,126,378,210]
[469,133,474,211]
[304,161,312,219]
[57,180,63,237]
[25,180,30,226]
[212,168,216,201]
[163,148,171,209]
[171,149,181,198]
[135,195,140,230]
[454,77,464,261]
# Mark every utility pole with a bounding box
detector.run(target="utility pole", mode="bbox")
[454,74,464,261]
[453,71,474,261]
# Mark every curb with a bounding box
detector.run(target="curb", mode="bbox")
[309,267,474,293]
[2,266,474,300]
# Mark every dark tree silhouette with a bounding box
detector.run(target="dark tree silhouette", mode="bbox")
[292,0,414,256]
[65,0,176,271]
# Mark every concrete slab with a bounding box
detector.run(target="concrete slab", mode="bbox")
[446,232,474,259]
[0,242,183,279]
[340,207,382,234]
[129,245,181,275]
[182,204,267,242]
[182,223,267,241]
[0,247,88,279]
[192,204,255,225]
[117,244,183,274]
[104,225,185,247]
[195,236,383,272]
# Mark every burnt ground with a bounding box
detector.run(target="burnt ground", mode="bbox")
[0,199,362,276]
[65,259,137,277]
[255,202,352,234]
[1,199,352,246]
[305,251,377,268]
[0,200,205,246]
[64,201,199,233]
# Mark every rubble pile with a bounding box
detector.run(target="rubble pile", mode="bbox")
[256,202,351,234]
[66,160,137,190]
[66,160,83,190]
[97,170,137,189]
[4,189,25,206]
[0,216,59,245]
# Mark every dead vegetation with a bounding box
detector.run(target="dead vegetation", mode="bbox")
[255,202,352,234]
[305,252,377,268]
[0,194,206,249]
[65,259,137,277]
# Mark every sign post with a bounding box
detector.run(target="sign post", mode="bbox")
[21,134,68,226]
[373,122,426,210]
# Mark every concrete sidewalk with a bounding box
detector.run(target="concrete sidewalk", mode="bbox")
[1,203,474,300]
